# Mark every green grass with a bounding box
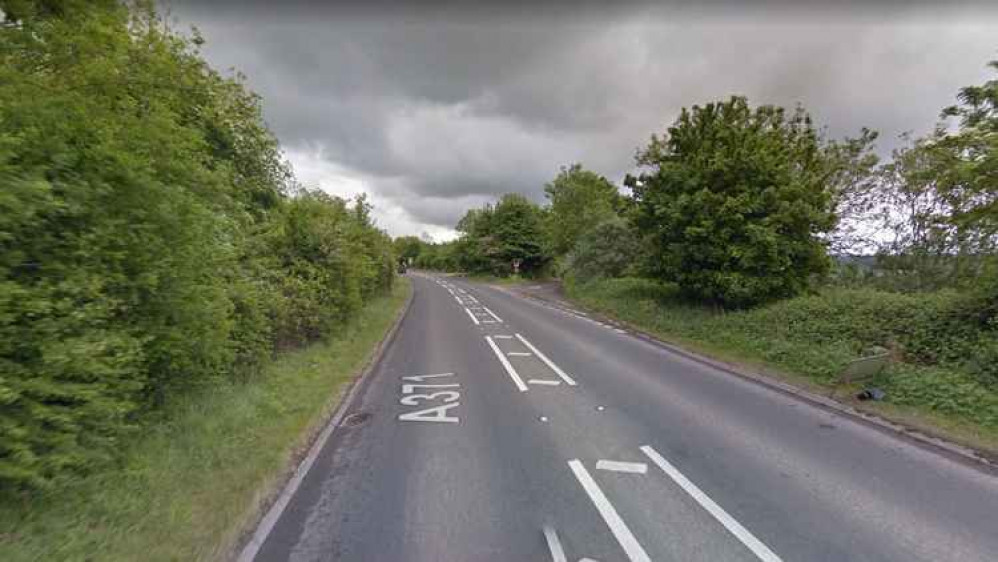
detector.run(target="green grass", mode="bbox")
[0,278,411,562]
[566,277,998,453]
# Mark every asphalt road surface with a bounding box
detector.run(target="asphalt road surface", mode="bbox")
[252,272,998,562]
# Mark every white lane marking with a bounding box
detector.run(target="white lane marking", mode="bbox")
[596,460,648,475]
[515,334,577,386]
[482,306,504,323]
[493,335,514,339]
[486,336,528,392]
[568,460,651,562]
[614,328,627,334]
[506,351,532,356]
[543,525,567,562]
[402,373,454,381]
[640,445,782,562]
[528,379,562,386]
[464,308,481,325]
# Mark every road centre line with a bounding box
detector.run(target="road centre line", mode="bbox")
[596,460,648,474]
[568,460,651,562]
[464,308,481,325]
[486,336,528,392]
[482,306,504,323]
[640,446,782,562]
[515,334,577,386]
[542,525,568,562]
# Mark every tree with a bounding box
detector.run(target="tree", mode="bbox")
[450,194,549,276]
[544,164,622,255]
[566,218,640,281]
[629,96,847,307]
[929,59,998,255]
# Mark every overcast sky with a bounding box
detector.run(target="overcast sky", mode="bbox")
[167,1,997,241]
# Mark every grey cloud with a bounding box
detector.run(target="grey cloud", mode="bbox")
[167,1,998,234]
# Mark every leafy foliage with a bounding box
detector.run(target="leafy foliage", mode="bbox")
[629,96,865,307]
[0,2,394,491]
[565,218,640,281]
[568,278,998,427]
[544,164,623,256]
[450,194,549,276]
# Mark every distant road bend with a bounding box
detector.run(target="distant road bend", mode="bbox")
[249,272,998,562]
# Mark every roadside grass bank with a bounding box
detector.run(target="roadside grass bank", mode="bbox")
[565,277,998,454]
[0,279,411,562]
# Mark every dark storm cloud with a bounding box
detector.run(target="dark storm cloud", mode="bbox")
[164,1,998,235]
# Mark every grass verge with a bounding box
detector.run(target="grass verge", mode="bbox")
[0,278,411,562]
[564,277,998,455]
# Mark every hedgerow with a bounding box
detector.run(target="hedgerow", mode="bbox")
[0,2,394,492]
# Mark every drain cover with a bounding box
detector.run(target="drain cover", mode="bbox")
[343,412,372,427]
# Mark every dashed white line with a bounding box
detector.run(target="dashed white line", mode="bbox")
[493,335,514,339]
[506,351,532,357]
[486,336,528,392]
[528,379,561,386]
[515,334,577,386]
[464,308,481,325]
[595,460,648,475]
[568,460,651,562]
[542,525,567,562]
[640,445,782,562]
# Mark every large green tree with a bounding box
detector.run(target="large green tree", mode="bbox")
[544,164,622,255]
[629,96,854,307]
[452,194,548,275]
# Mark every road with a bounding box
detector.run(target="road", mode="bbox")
[250,272,998,562]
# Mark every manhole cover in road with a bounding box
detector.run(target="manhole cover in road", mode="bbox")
[343,412,372,427]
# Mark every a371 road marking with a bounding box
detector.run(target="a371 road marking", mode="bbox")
[397,373,460,423]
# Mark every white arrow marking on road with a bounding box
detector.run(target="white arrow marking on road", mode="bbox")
[568,460,651,562]
[464,308,481,325]
[543,525,567,562]
[595,460,648,475]
[640,445,783,562]
[482,306,504,323]
[486,336,528,392]
[515,334,577,386]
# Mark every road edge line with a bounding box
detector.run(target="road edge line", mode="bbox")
[509,287,996,473]
[233,277,416,562]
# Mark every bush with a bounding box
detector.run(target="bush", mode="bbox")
[566,218,640,281]
[629,97,872,307]
[0,4,395,492]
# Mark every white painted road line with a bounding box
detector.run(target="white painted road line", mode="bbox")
[528,379,561,386]
[493,335,514,339]
[515,334,577,386]
[506,351,532,357]
[568,459,651,562]
[486,336,528,392]
[542,525,568,562]
[596,460,648,475]
[464,308,481,325]
[482,306,504,323]
[640,445,783,562]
